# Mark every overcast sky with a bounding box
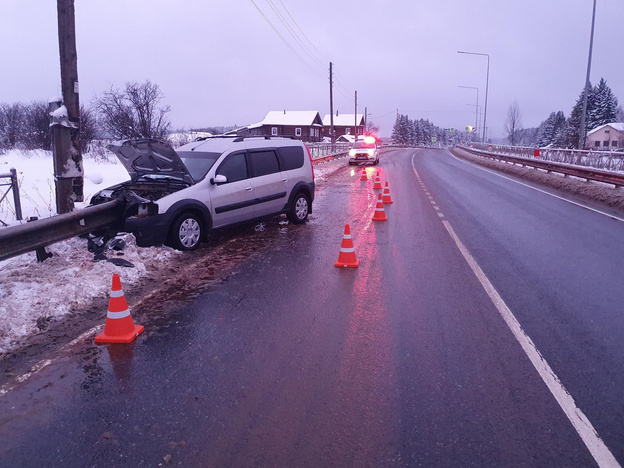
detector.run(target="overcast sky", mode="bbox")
[1,0,623,138]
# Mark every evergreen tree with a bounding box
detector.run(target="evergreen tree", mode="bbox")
[591,78,618,128]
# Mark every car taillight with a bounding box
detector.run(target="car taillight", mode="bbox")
[367,149,374,156]
[305,145,315,182]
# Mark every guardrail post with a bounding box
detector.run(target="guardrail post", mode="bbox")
[10,168,22,221]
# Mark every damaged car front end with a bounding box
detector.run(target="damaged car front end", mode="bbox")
[89,139,195,249]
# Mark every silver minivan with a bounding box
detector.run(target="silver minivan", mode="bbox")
[90,136,315,250]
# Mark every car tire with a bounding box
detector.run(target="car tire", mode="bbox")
[169,212,203,251]
[287,192,310,224]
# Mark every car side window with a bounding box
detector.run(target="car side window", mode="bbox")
[216,152,248,182]
[250,150,280,177]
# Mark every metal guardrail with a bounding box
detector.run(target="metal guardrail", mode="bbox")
[0,199,124,262]
[467,142,624,173]
[306,143,351,159]
[456,145,624,188]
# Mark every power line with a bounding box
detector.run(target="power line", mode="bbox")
[266,0,326,71]
[250,0,326,81]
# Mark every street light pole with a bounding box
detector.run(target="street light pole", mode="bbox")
[459,85,479,133]
[458,51,490,143]
[578,0,597,150]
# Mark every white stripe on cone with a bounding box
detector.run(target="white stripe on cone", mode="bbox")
[107,309,131,319]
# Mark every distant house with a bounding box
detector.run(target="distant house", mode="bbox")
[233,111,324,142]
[586,123,624,150]
[322,113,365,140]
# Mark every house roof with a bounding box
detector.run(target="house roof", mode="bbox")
[322,113,364,127]
[259,110,323,127]
[587,122,624,136]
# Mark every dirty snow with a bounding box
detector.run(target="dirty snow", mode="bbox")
[0,148,347,354]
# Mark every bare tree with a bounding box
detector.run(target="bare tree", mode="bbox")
[95,80,171,140]
[365,119,380,138]
[22,100,52,150]
[79,105,97,153]
[0,103,25,149]
[505,100,523,146]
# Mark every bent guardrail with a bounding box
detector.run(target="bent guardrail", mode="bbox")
[0,199,124,262]
[456,145,624,188]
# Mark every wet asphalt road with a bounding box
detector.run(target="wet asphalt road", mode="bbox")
[1,149,624,467]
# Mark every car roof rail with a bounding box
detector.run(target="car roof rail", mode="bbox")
[231,136,297,143]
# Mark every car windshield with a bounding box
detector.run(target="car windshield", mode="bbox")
[177,151,221,181]
[353,141,375,149]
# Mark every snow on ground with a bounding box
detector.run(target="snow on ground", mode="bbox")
[0,148,347,355]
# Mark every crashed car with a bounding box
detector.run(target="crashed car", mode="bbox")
[90,137,315,251]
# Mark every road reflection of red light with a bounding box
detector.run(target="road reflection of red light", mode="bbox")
[328,171,399,462]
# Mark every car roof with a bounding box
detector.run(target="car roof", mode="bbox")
[177,136,305,154]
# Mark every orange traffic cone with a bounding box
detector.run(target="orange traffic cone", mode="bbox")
[95,274,144,344]
[360,168,368,181]
[373,172,383,189]
[382,181,394,204]
[372,193,388,221]
[334,224,360,268]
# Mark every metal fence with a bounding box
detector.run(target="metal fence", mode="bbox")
[0,168,22,225]
[467,143,624,173]
[305,143,351,159]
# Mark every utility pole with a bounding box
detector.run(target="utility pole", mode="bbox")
[53,0,83,214]
[364,106,367,135]
[579,0,597,150]
[354,90,357,140]
[329,62,335,145]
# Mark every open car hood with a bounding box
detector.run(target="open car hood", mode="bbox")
[108,139,194,185]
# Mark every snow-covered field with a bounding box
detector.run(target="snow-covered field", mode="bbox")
[0,148,344,354]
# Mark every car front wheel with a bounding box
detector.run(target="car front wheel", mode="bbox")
[169,213,203,251]
[287,192,310,224]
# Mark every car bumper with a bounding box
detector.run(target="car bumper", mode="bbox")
[349,154,377,164]
[123,213,172,247]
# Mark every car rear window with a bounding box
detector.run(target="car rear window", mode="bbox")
[277,146,305,170]
[353,142,375,149]
[178,151,221,181]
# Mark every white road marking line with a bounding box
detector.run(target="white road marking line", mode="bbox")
[437,212,445,218]
[442,219,620,468]
[448,151,624,223]
[412,152,620,467]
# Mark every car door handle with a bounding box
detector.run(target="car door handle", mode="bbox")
[282,178,288,182]
[245,186,253,191]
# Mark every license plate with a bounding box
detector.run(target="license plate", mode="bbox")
[356,156,366,160]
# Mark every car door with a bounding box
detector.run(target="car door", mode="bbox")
[210,151,255,228]
[248,149,289,217]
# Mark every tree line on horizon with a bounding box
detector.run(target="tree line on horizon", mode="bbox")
[390,114,477,147]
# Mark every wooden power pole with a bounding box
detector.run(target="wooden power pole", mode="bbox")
[53,0,83,214]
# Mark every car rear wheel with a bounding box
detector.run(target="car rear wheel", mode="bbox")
[169,213,203,251]
[287,192,310,224]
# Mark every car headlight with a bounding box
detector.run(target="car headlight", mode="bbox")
[349,149,356,157]
[367,149,375,156]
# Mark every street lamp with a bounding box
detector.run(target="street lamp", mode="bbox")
[578,0,597,150]
[459,85,479,134]
[458,51,489,143]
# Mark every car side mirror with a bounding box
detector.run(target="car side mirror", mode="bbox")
[210,174,228,185]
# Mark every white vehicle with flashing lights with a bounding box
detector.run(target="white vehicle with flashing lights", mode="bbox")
[348,136,379,165]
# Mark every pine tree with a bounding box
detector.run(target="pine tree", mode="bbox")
[591,78,618,129]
